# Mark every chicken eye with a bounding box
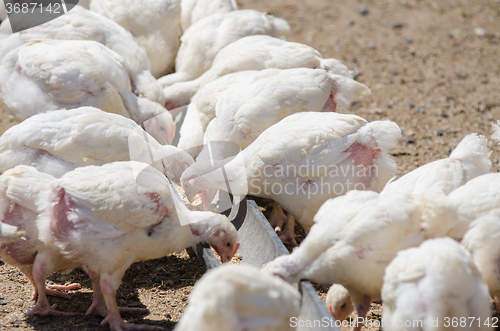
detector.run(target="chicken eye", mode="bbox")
[340,303,347,309]
[226,242,231,247]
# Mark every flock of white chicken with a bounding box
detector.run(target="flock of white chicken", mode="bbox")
[0,1,499,331]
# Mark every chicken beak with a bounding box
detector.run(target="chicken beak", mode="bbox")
[330,306,346,321]
[221,243,240,263]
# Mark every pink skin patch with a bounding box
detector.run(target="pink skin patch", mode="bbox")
[200,191,210,210]
[50,188,77,242]
[144,193,169,237]
[199,189,217,211]
[346,142,381,166]
[274,273,287,282]
[145,192,169,218]
[165,100,178,111]
[169,122,176,144]
[355,246,371,259]
[16,64,27,78]
[321,90,337,112]
[1,203,36,265]
[344,141,382,187]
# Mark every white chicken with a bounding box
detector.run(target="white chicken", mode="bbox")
[382,237,492,331]
[202,68,370,157]
[324,133,492,320]
[175,264,300,331]
[158,9,290,87]
[0,166,81,305]
[89,0,182,77]
[266,167,498,329]
[381,133,491,198]
[180,0,237,32]
[181,112,401,233]
[162,35,352,109]
[0,108,191,182]
[264,131,493,325]
[427,172,500,240]
[462,209,500,313]
[0,5,164,105]
[0,39,174,145]
[5,162,239,331]
[177,69,265,157]
[0,222,25,244]
[178,68,368,158]
[264,192,431,331]
[422,123,500,240]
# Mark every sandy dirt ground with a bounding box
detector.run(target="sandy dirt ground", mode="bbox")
[1,0,500,330]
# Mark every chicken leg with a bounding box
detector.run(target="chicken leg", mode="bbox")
[99,275,162,331]
[268,202,288,232]
[18,266,80,301]
[87,269,148,318]
[349,291,372,331]
[25,257,77,316]
[268,202,298,246]
[278,214,298,247]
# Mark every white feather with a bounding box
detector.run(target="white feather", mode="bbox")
[382,238,492,331]
[158,10,290,87]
